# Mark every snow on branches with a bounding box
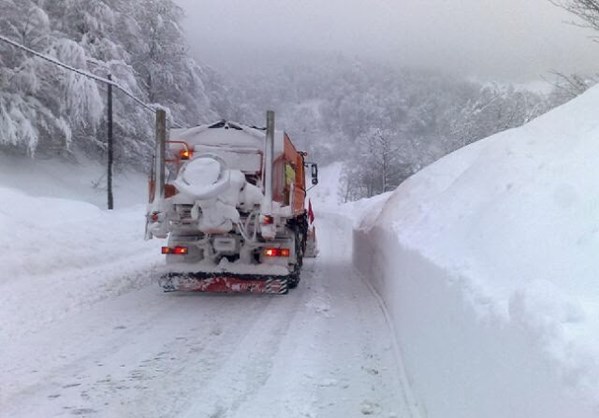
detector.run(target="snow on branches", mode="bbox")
[0,0,218,165]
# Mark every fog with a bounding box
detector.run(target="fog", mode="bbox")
[175,0,599,82]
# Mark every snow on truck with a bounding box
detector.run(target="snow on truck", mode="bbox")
[145,111,318,294]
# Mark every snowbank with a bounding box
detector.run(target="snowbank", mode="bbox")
[0,159,161,344]
[354,85,599,417]
[0,154,148,207]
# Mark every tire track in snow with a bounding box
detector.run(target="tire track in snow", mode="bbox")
[318,209,418,417]
[1,289,277,418]
[222,213,410,418]
[180,286,307,417]
[3,214,410,418]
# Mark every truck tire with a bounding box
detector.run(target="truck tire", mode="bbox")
[288,269,300,289]
[288,229,303,289]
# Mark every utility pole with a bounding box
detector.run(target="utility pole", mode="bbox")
[107,74,114,210]
[0,35,181,209]
[155,109,167,201]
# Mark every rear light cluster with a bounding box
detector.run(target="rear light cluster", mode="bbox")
[162,246,188,255]
[264,248,290,257]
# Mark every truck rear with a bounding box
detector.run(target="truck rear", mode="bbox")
[145,112,318,294]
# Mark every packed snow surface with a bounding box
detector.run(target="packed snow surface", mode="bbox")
[0,157,409,417]
[354,84,599,417]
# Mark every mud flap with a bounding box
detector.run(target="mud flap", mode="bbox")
[304,237,318,258]
[160,272,289,294]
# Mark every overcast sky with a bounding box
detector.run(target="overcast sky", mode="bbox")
[174,0,599,82]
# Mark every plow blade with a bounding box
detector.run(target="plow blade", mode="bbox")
[159,272,289,294]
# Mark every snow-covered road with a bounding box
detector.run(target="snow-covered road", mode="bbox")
[1,212,409,418]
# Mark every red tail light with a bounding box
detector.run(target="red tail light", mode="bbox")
[264,248,290,257]
[162,246,189,255]
[262,215,274,225]
[173,246,189,255]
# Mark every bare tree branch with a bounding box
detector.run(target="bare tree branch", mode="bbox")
[550,0,599,31]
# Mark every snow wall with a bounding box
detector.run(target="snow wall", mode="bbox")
[353,86,599,418]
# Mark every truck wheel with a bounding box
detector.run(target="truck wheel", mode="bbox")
[295,229,304,266]
[288,229,303,289]
[288,269,300,289]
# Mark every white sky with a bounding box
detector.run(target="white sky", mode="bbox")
[174,0,599,81]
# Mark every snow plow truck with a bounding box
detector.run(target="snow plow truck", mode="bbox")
[145,111,318,294]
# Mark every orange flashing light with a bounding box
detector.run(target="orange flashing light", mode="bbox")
[179,149,192,160]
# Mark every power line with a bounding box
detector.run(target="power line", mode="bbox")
[0,34,155,113]
[0,34,186,128]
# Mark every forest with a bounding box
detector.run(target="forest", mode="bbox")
[0,0,595,201]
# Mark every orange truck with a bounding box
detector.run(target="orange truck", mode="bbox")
[145,111,318,294]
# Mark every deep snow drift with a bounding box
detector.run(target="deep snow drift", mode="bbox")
[354,85,599,417]
[0,157,161,341]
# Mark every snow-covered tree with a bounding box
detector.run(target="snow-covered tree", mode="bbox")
[0,0,226,165]
[130,0,216,125]
[224,54,557,201]
[340,128,413,200]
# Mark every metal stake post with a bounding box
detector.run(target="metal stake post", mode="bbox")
[264,110,275,215]
[155,109,167,201]
[107,74,114,210]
